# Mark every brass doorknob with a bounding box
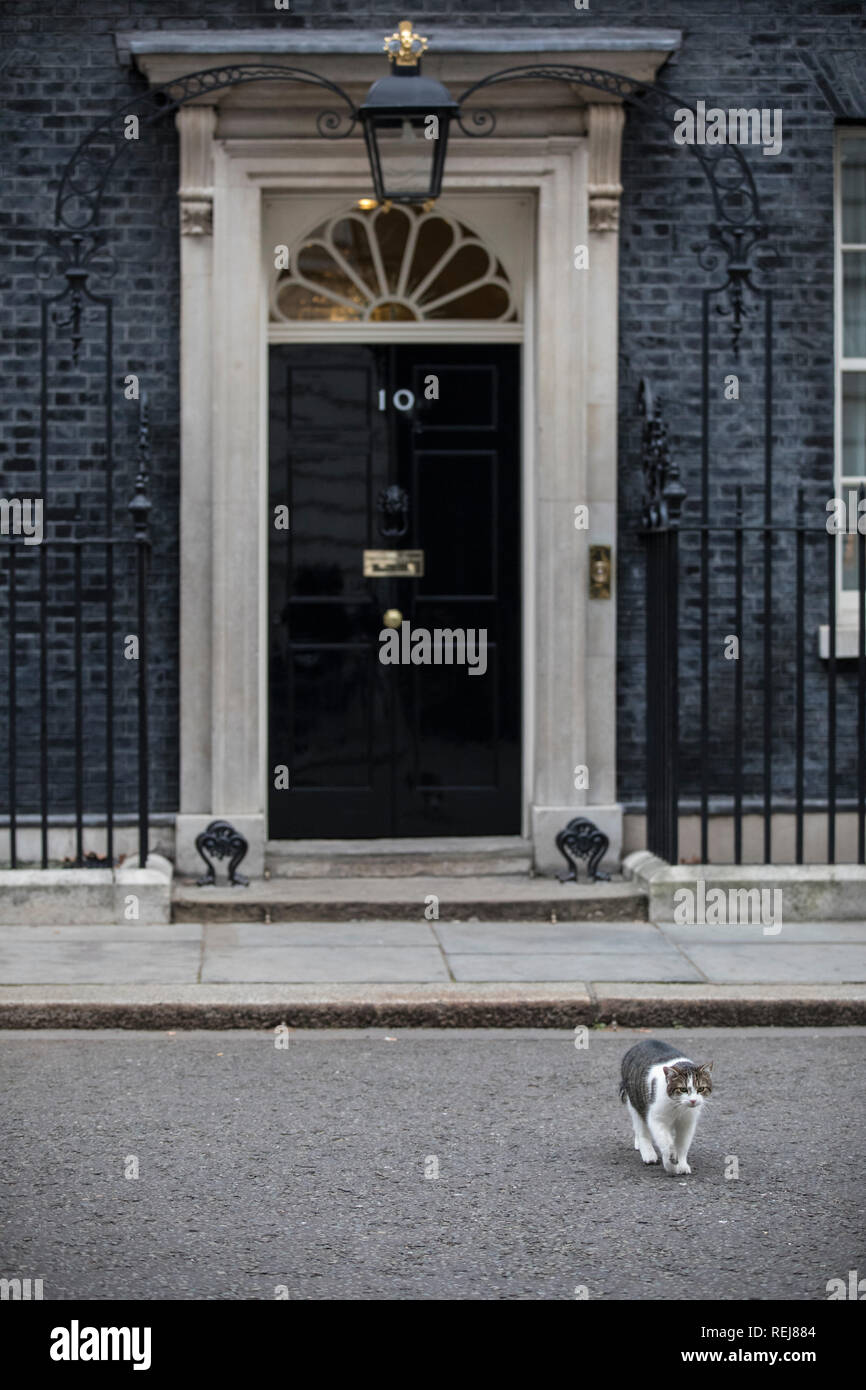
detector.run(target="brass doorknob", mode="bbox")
[383,608,403,628]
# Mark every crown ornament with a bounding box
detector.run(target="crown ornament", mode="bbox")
[384,20,428,67]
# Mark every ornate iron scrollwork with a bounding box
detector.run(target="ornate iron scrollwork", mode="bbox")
[35,229,118,364]
[555,817,611,883]
[54,65,359,231]
[377,485,409,539]
[195,819,250,887]
[692,220,778,356]
[455,66,773,348]
[638,378,687,532]
[43,62,772,360]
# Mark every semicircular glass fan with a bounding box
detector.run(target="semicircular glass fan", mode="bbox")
[270,205,517,324]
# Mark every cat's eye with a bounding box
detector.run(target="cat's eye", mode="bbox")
[698,1086,709,1093]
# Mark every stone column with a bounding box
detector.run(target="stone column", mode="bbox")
[531,110,625,874]
[174,113,266,877]
[175,106,217,873]
[585,103,625,853]
[210,143,265,875]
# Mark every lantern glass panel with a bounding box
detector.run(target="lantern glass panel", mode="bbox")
[373,116,437,201]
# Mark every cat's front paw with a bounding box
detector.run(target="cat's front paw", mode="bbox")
[673,1161,692,1175]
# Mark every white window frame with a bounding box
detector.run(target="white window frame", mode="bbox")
[835,126,866,623]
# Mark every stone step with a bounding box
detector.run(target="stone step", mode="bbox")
[264,837,534,879]
[172,874,647,923]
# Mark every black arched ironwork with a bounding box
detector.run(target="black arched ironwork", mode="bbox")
[456,63,776,355]
[457,63,760,219]
[55,64,360,231]
[51,61,772,355]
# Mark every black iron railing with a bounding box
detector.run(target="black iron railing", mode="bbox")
[641,404,866,865]
[0,403,151,871]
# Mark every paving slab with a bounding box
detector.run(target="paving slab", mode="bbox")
[0,939,200,985]
[682,943,866,984]
[203,921,434,948]
[658,920,866,944]
[447,949,702,983]
[201,944,450,985]
[434,920,665,952]
[0,924,201,943]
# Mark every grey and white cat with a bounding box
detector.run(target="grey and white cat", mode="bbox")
[620,1039,713,1175]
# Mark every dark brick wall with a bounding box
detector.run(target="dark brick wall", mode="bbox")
[613,2,866,808]
[1,1,864,819]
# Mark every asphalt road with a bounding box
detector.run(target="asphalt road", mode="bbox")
[1,1027,863,1301]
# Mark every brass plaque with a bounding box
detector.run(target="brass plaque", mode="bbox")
[363,548,424,578]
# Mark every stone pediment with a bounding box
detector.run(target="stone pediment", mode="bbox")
[116,26,681,139]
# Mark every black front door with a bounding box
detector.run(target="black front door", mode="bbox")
[268,343,520,838]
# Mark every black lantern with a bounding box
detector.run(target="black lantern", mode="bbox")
[359,21,459,206]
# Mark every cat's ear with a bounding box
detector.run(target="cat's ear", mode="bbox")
[701,1061,713,1074]
[663,1065,674,1077]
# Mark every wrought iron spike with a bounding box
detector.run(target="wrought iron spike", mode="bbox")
[127,391,152,540]
[639,379,686,531]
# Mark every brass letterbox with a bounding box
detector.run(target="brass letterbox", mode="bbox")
[363,549,425,578]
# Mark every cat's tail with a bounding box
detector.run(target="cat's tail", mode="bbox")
[618,1081,627,1103]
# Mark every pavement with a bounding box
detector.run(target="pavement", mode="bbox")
[0,918,864,1027]
[1,1026,862,1300]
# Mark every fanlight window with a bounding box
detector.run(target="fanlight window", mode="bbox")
[270,205,517,323]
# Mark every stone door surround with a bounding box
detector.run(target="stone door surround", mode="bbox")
[121,27,681,875]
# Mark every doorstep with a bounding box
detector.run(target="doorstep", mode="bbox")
[171,874,647,923]
[265,836,533,878]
